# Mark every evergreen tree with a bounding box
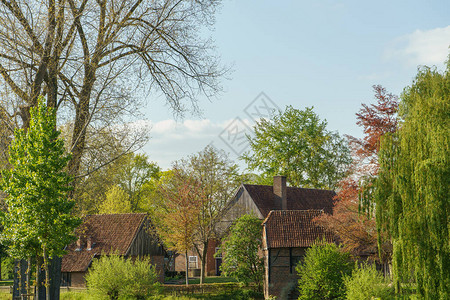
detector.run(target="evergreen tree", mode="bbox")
[375,64,449,299]
[0,97,81,299]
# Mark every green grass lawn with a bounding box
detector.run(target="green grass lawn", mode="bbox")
[187,276,237,285]
[0,281,12,287]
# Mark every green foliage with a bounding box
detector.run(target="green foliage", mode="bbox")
[75,153,160,215]
[86,255,161,300]
[241,106,351,189]
[374,64,450,299]
[60,290,94,300]
[344,263,393,300]
[296,242,353,300]
[0,97,80,259]
[115,153,161,212]
[98,185,132,214]
[218,215,263,289]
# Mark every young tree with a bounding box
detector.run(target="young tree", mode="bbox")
[218,214,264,291]
[0,98,81,299]
[374,64,449,299]
[177,145,243,284]
[316,86,398,261]
[242,106,351,189]
[157,169,204,286]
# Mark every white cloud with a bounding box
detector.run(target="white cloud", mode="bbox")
[386,26,450,67]
[139,118,254,169]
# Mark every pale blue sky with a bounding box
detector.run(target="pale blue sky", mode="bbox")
[141,0,450,169]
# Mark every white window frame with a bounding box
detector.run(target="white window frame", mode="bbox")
[188,256,198,269]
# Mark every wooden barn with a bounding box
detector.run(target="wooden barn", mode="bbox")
[61,213,165,287]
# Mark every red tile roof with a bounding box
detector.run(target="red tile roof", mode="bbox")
[243,184,335,217]
[263,210,334,248]
[61,213,147,272]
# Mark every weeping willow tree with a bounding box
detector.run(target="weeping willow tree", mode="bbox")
[374,62,449,299]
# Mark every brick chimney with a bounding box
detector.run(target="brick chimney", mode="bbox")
[75,237,82,251]
[87,236,93,251]
[273,175,287,210]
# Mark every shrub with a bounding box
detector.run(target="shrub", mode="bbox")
[296,242,353,300]
[86,255,160,300]
[344,263,393,300]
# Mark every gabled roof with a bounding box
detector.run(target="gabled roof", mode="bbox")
[61,213,147,272]
[262,210,334,248]
[243,184,335,217]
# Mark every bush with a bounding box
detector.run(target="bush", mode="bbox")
[86,255,161,300]
[344,263,393,300]
[218,214,264,290]
[296,242,353,300]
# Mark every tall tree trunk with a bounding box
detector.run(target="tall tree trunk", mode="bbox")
[13,259,27,299]
[36,256,48,300]
[200,241,208,285]
[49,257,61,300]
[185,250,189,286]
[35,256,40,300]
[68,75,94,179]
[43,247,50,300]
[26,257,31,295]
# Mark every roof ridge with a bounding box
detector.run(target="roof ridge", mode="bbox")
[242,183,335,193]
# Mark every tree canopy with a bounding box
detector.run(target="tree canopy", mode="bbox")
[75,152,160,214]
[0,98,81,298]
[242,106,351,189]
[374,64,449,298]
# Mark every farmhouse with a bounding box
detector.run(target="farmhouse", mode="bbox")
[174,176,336,278]
[61,213,165,287]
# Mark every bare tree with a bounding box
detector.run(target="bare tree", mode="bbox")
[0,0,225,179]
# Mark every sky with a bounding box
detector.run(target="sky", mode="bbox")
[139,0,450,170]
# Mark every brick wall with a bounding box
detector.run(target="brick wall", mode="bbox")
[150,255,165,283]
[205,239,219,276]
[174,242,220,277]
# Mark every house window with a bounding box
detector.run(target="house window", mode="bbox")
[61,272,71,286]
[188,256,198,269]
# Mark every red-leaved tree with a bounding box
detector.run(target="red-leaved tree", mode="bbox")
[316,85,398,261]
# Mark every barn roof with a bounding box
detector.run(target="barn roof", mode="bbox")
[262,210,334,248]
[61,213,147,273]
[243,184,335,217]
